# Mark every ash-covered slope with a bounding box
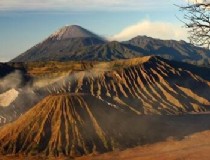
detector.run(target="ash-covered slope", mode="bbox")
[11,25,106,62]
[48,56,210,115]
[0,94,140,156]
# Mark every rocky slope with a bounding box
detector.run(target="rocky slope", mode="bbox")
[1,94,210,158]
[46,56,210,115]
[0,94,141,156]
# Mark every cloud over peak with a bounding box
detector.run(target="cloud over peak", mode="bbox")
[110,20,188,41]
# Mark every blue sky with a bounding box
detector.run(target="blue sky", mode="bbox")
[0,0,189,62]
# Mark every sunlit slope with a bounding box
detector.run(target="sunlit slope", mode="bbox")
[0,94,140,156]
[1,56,210,126]
[47,56,210,115]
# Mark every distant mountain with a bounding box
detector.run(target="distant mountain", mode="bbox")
[125,36,210,66]
[53,41,146,61]
[11,25,106,62]
[11,25,210,66]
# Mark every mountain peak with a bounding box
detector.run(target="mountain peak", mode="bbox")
[131,35,159,41]
[50,25,101,40]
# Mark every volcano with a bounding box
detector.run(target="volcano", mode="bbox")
[0,94,141,157]
[11,25,106,62]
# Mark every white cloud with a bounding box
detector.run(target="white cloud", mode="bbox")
[0,0,172,11]
[110,20,188,41]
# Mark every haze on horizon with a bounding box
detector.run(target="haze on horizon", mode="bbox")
[0,0,198,62]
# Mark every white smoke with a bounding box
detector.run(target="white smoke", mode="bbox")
[0,70,24,92]
[110,20,188,41]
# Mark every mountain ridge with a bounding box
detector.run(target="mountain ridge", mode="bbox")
[10,25,210,66]
[126,35,210,65]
